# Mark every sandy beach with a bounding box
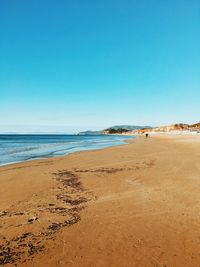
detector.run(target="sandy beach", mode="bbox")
[1,135,200,266]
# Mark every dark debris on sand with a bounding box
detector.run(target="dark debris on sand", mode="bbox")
[0,232,44,266]
[72,160,156,175]
[53,170,84,191]
[0,169,92,266]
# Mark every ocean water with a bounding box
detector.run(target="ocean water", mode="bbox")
[0,134,134,166]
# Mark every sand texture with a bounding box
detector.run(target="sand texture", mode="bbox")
[1,135,200,266]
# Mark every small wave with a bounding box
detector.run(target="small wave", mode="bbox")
[0,135,135,166]
[0,146,38,156]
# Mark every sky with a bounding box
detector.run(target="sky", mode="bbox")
[0,0,200,133]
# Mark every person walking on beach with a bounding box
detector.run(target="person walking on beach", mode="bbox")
[145,133,149,139]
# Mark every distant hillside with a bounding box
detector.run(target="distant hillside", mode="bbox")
[136,122,200,134]
[78,122,200,135]
[78,125,152,135]
[159,122,200,131]
[107,125,152,131]
[190,122,200,128]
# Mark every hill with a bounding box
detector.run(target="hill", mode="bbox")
[107,125,152,131]
[78,125,152,135]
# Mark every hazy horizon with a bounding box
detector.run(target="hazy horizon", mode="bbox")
[0,120,199,134]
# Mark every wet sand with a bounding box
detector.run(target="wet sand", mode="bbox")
[1,135,200,267]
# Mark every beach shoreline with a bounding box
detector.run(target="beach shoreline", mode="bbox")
[1,135,200,266]
[0,134,134,167]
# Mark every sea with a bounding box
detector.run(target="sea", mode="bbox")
[0,134,134,166]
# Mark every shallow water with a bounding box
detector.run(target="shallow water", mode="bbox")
[0,134,134,166]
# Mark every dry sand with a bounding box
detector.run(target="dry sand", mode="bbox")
[1,135,200,267]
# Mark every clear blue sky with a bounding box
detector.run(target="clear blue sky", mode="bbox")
[0,0,200,133]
